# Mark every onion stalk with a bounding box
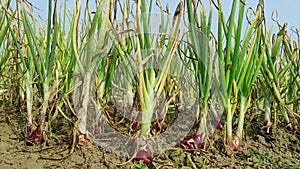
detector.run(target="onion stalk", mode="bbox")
[111,0,184,164]
[180,0,223,150]
[8,0,59,143]
[72,0,112,144]
[216,0,265,150]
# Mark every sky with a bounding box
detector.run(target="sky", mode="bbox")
[19,0,300,38]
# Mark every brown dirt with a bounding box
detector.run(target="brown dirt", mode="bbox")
[0,105,299,169]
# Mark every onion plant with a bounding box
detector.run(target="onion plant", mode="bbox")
[110,0,184,164]
[0,2,11,70]
[0,1,15,102]
[181,0,219,150]
[234,12,264,147]
[72,0,113,144]
[7,0,60,143]
[216,0,265,150]
[260,20,299,131]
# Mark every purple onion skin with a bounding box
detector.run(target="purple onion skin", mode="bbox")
[131,113,141,130]
[133,149,152,165]
[130,138,153,165]
[193,134,205,149]
[75,133,89,146]
[180,133,205,150]
[213,114,223,130]
[131,141,153,165]
[228,141,239,151]
[261,120,271,133]
[132,121,141,130]
[287,123,295,132]
[216,120,224,129]
[228,136,240,151]
[180,134,194,150]
[27,124,44,143]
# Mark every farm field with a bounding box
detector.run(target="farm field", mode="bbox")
[0,0,299,168]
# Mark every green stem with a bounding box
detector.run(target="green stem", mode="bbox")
[226,99,233,142]
[41,78,50,131]
[236,95,247,138]
[25,71,33,126]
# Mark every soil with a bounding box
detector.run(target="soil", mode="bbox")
[0,104,299,169]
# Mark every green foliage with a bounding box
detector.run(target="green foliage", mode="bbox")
[135,161,149,169]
